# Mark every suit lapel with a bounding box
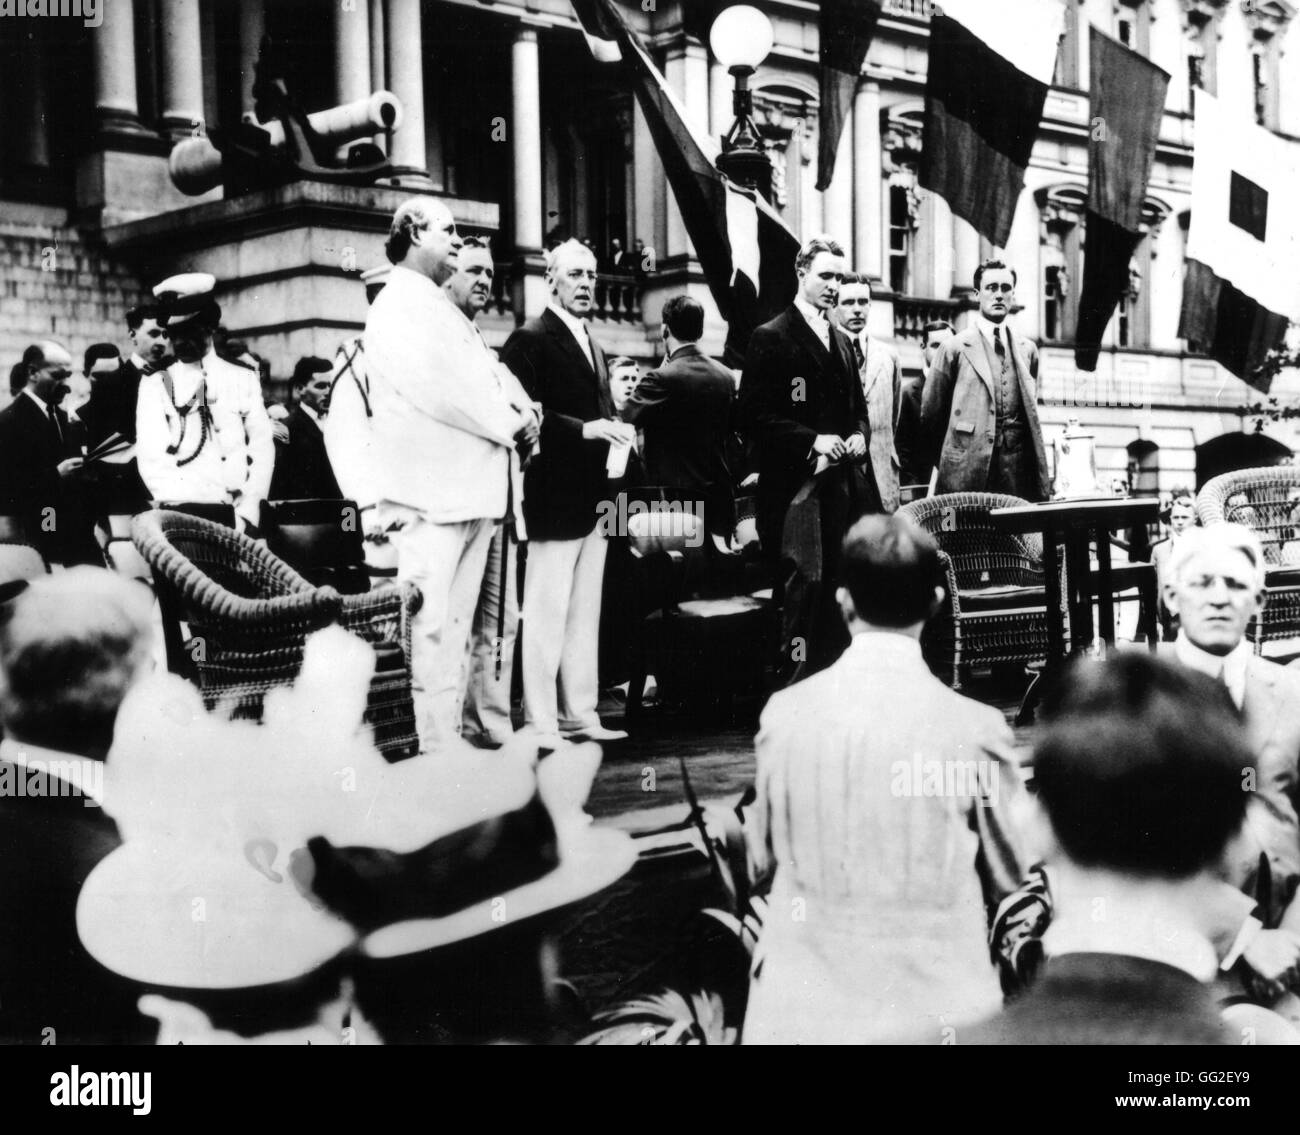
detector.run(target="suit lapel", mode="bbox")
[964,331,996,401]
[544,308,595,376]
[1244,658,1281,752]
[861,338,882,400]
[787,306,833,371]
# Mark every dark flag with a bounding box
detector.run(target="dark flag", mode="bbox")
[1178,92,1299,391]
[920,0,1065,247]
[816,0,882,191]
[570,0,800,362]
[1074,29,1169,371]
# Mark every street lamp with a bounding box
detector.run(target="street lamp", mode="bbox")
[710,5,774,197]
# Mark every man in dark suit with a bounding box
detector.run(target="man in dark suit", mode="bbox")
[78,304,170,516]
[0,341,101,566]
[624,295,735,539]
[500,239,635,744]
[739,234,874,677]
[270,356,343,501]
[0,569,157,1044]
[896,319,953,489]
[921,260,1049,500]
[944,653,1248,1045]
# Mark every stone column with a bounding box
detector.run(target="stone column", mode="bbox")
[853,81,882,282]
[93,0,143,134]
[952,215,981,299]
[822,101,854,259]
[160,0,205,141]
[335,0,372,105]
[663,37,709,259]
[385,0,431,185]
[513,23,548,316]
[239,0,266,118]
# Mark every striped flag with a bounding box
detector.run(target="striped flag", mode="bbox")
[920,0,1065,247]
[1178,92,1300,390]
[570,0,800,362]
[817,0,883,191]
[1074,28,1169,372]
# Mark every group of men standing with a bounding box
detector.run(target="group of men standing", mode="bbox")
[738,234,1049,676]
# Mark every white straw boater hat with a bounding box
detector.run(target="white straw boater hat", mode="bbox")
[153,271,221,330]
[77,628,635,994]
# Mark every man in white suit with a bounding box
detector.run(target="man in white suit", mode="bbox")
[361,200,537,751]
[831,271,902,513]
[743,513,1032,1044]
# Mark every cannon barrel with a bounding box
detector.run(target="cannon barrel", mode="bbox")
[169,90,404,196]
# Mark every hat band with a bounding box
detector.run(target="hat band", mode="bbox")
[305,793,560,934]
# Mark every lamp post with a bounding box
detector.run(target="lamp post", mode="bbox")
[710,5,774,199]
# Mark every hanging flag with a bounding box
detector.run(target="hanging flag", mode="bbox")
[1178,92,1300,390]
[920,0,1065,248]
[816,0,883,192]
[570,0,800,362]
[1074,28,1169,372]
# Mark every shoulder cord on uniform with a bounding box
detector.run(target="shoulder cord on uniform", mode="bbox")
[161,362,214,467]
[330,339,372,419]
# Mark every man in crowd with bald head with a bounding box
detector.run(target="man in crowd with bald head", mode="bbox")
[0,340,101,566]
[361,199,538,752]
[500,238,635,744]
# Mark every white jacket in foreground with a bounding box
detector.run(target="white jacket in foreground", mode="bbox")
[359,265,525,524]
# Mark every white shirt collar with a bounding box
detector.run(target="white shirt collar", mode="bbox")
[1042,873,1219,982]
[129,353,149,371]
[794,295,829,331]
[299,402,321,425]
[976,314,1011,346]
[844,630,924,665]
[548,301,590,343]
[1174,635,1251,708]
[20,387,52,419]
[0,737,105,807]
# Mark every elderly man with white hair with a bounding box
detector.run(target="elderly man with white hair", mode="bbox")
[1163,522,1300,1017]
[358,199,538,752]
[0,569,157,1043]
[499,239,635,744]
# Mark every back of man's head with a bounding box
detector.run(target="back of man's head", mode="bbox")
[661,295,704,343]
[840,514,943,629]
[1034,653,1251,879]
[0,569,154,757]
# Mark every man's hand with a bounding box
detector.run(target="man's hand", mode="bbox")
[270,420,290,445]
[514,409,541,449]
[56,457,84,478]
[843,432,867,460]
[812,434,847,461]
[1242,928,1300,998]
[583,419,635,446]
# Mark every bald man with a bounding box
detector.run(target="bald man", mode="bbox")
[358,199,536,752]
[0,340,101,566]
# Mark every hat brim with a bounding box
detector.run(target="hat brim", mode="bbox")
[76,841,358,990]
[360,827,635,958]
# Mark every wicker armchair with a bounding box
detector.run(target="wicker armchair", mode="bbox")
[132,509,421,760]
[898,492,1068,688]
[1197,467,1300,653]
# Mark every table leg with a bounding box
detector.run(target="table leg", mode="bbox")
[1067,533,1094,655]
[1016,527,1064,727]
[1096,529,1114,651]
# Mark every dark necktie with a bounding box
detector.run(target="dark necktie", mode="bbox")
[852,337,865,371]
[994,326,1007,372]
[51,408,64,446]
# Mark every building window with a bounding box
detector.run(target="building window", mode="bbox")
[1182,1,1227,111]
[1116,1,1151,55]
[1037,186,1085,344]
[889,184,913,295]
[1243,2,1294,131]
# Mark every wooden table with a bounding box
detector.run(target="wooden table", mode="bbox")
[990,497,1160,722]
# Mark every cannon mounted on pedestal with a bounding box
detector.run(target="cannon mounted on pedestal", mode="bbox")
[169,37,404,197]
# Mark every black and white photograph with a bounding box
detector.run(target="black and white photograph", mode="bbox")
[0,0,1298,1095]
